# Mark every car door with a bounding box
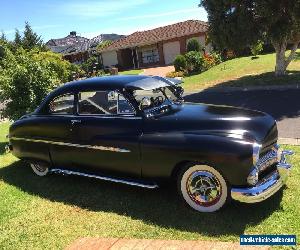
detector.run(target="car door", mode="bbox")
[44,92,79,169]
[69,90,142,178]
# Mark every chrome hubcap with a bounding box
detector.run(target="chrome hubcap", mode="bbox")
[186,171,222,207]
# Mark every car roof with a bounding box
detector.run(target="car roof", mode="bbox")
[52,75,181,95]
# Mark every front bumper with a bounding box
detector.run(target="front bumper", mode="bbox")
[231,149,293,203]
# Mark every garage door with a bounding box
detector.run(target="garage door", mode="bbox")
[163,41,180,65]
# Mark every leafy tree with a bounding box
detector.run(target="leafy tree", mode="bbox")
[0,31,7,42]
[81,56,102,75]
[22,22,43,50]
[200,0,300,76]
[0,44,81,120]
[14,29,22,46]
[96,40,113,51]
[187,38,202,52]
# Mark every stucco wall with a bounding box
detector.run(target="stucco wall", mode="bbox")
[102,51,118,67]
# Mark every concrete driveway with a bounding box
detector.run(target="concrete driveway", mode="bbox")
[184,88,300,139]
[143,65,175,77]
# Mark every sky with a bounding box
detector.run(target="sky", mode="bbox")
[1,0,207,42]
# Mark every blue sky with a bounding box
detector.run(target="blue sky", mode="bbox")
[1,0,207,42]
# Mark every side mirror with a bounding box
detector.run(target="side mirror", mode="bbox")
[140,97,151,110]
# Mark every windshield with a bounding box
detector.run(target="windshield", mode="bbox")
[133,86,179,112]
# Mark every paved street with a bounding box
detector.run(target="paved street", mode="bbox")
[185,88,300,139]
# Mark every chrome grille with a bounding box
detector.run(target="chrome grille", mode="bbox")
[256,146,279,173]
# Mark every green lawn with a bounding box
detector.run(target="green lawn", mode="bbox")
[183,51,300,92]
[119,69,143,75]
[0,121,299,249]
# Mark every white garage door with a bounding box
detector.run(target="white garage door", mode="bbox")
[163,41,180,65]
[102,51,118,67]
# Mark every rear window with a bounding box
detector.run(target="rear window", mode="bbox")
[49,94,74,114]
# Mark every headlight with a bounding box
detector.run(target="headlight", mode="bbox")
[252,142,261,166]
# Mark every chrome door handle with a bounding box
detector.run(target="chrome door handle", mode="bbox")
[71,119,81,125]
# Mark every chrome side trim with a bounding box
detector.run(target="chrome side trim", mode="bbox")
[10,137,130,153]
[231,149,294,203]
[49,168,159,189]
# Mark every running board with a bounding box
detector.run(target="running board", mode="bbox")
[49,168,159,189]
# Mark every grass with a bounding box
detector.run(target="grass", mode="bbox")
[0,121,299,249]
[119,69,143,75]
[182,51,300,92]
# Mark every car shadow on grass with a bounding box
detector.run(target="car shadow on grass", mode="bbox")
[0,160,284,238]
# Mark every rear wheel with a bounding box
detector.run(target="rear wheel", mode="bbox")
[177,164,229,212]
[30,162,49,177]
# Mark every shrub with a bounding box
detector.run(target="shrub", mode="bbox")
[250,40,264,58]
[166,71,185,78]
[185,51,204,73]
[211,52,223,65]
[0,44,81,120]
[173,55,187,72]
[187,38,202,52]
[81,56,103,75]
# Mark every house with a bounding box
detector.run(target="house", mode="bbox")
[46,32,125,64]
[99,20,210,70]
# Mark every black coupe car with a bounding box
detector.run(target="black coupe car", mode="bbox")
[8,75,293,212]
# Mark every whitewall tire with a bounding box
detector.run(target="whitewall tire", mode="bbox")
[178,164,229,212]
[30,162,49,177]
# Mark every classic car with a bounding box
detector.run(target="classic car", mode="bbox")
[8,75,293,212]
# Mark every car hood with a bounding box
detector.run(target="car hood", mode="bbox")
[145,103,277,146]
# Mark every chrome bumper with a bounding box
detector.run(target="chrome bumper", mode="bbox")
[231,150,293,203]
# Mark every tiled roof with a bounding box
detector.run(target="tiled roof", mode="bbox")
[46,35,89,47]
[46,33,124,55]
[101,20,208,52]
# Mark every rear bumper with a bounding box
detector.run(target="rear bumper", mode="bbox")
[231,150,293,203]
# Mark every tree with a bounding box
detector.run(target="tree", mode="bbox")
[81,56,102,75]
[187,38,202,52]
[22,22,43,50]
[0,31,7,42]
[0,44,81,120]
[14,29,22,46]
[96,40,113,51]
[200,0,300,76]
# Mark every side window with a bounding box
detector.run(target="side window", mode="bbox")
[118,94,135,114]
[49,94,74,114]
[78,91,134,115]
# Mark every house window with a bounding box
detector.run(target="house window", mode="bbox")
[141,46,159,64]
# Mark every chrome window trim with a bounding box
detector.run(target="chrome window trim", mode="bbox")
[9,137,131,153]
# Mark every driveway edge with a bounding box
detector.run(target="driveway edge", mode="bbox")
[184,84,300,95]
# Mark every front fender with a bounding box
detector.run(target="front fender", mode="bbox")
[140,132,253,186]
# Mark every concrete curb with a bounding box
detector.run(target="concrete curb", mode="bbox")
[184,84,300,95]
[65,237,270,250]
[279,137,300,146]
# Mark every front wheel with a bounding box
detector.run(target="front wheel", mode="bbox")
[177,164,229,212]
[30,162,49,177]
